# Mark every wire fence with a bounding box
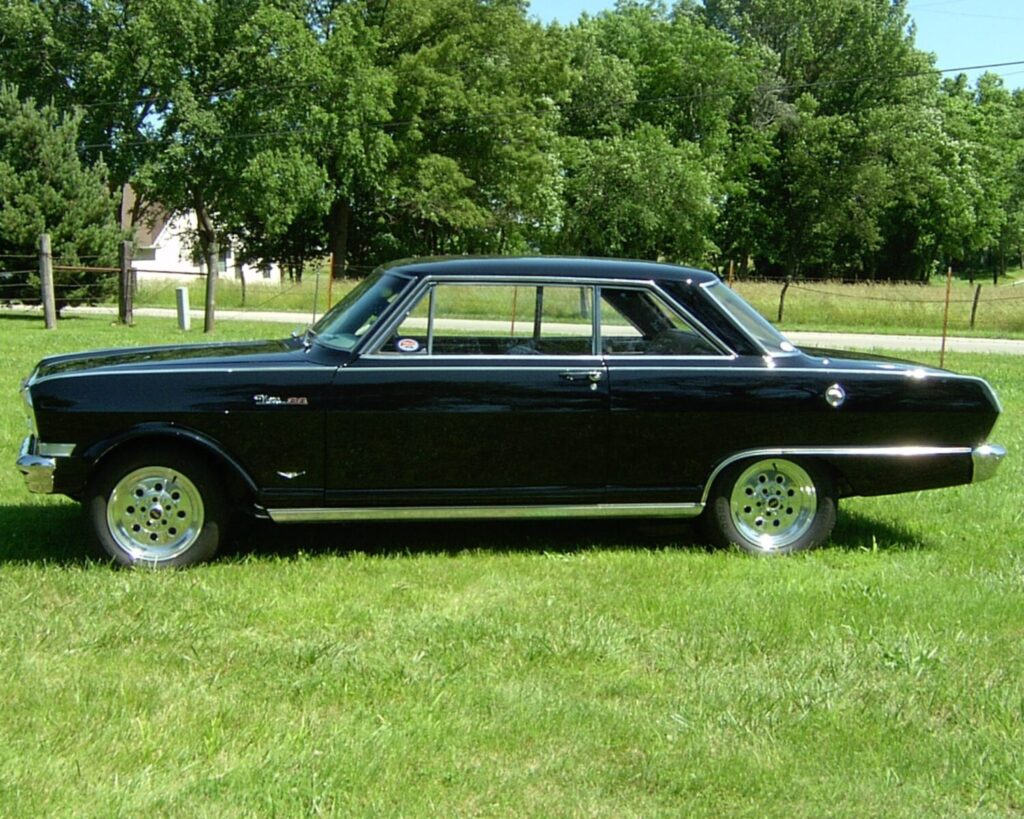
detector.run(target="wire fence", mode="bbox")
[4,237,1022,339]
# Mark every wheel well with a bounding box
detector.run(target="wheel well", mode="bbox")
[703,453,845,504]
[90,434,255,507]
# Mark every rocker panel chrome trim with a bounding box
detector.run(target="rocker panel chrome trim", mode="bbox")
[267,502,703,523]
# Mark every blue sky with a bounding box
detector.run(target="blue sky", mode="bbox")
[527,0,1024,89]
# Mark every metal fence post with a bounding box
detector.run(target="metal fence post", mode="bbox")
[777,276,792,323]
[118,240,134,325]
[38,233,56,330]
[969,284,982,330]
[940,266,953,368]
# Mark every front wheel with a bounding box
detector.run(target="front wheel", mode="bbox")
[703,457,836,555]
[87,447,226,568]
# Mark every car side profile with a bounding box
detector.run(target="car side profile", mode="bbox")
[16,256,1005,566]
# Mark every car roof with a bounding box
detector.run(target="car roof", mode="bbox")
[380,256,720,285]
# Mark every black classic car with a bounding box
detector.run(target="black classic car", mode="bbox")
[17,257,1005,566]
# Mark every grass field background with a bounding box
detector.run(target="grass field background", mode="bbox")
[0,315,1021,815]
[126,265,1024,339]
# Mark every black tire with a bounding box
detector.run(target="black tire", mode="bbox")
[87,445,227,568]
[703,457,836,555]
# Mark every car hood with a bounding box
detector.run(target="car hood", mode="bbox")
[30,338,314,382]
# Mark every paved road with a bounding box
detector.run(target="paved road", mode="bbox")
[12,304,1024,355]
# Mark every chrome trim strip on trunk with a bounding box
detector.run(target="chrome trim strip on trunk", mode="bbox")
[267,502,703,523]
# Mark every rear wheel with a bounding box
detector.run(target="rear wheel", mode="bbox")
[704,457,836,555]
[88,447,226,567]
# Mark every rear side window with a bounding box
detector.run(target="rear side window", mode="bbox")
[600,288,724,356]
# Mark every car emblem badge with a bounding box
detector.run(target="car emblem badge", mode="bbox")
[253,394,308,406]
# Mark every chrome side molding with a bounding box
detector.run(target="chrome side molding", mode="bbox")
[267,502,703,524]
[699,445,977,505]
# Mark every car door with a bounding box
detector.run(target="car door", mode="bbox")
[599,284,746,504]
[323,279,610,507]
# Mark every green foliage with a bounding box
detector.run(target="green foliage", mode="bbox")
[0,86,121,309]
[2,0,1022,281]
[558,125,715,260]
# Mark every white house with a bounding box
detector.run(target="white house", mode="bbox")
[123,189,281,284]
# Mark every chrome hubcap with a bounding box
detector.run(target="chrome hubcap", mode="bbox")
[106,466,204,562]
[729,459,817,551]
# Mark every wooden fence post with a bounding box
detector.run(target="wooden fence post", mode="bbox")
[38,233,56,330]
[940,266,953,368]
[969,284,982,330]
[777,277,791,323]
[118,240,134,325]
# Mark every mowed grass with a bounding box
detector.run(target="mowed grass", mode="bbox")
[0,314,1022,816]
[732,278,1024,339]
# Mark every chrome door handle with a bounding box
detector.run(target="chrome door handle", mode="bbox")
[560,370,603,384]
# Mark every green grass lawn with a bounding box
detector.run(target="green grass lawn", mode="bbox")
[0,314,1021,816]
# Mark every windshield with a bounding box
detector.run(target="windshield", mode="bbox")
[311,270,413,351]
[702,282,797,355]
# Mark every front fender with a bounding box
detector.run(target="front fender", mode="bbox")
[81,422,260,496]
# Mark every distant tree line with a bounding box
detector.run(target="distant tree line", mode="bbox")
[1,0,1022,285]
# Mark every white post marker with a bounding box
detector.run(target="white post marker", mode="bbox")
[176,286,191,331]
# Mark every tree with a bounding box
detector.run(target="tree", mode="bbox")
[557,124,715,261]
[0,85,121,310]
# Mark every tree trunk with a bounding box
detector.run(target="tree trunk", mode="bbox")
[329,198,350,280]
[193,190,219,332]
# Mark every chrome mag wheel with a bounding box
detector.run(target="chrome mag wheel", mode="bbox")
[728,459,818,552]
[106,465,205,562]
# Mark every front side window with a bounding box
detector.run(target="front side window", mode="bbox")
[377,282,596,356]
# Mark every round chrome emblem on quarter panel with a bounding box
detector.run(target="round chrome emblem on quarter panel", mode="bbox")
[825,383,846,408]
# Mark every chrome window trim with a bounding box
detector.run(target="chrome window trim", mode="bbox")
[343,364,971,376]
[360,275,735,361]
[699,445,974,505]
[268,502,703,523]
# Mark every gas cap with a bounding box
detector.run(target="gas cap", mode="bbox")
[825,383,846,408]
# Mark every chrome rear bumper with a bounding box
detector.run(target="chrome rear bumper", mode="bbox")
[972,444,1006,484]
[16,436,56,494]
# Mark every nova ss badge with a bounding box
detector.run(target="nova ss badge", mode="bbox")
[253,394,308,406]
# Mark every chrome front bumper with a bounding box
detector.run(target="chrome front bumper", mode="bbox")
[17,436,56,494]
[972,444,1006,484]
